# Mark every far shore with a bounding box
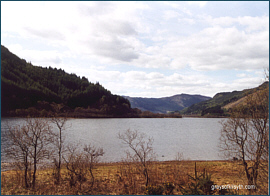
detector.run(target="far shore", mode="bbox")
[1,115,228,119]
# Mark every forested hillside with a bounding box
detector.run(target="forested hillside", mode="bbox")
[180,81,269,117]
[1,45,134,117]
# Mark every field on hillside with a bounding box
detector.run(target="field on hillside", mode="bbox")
[1,160,268,195]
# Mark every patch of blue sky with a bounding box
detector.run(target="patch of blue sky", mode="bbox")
[137,35,155,48]
[198,1,268,18]
[205,69,246,82]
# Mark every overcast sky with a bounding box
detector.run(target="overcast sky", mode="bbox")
[1,1,269,98]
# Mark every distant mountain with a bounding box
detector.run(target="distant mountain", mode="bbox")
[180,81,269,117]
[124,94,211,113]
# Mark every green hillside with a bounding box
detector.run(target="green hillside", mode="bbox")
[1,45,134,117]
[180,81,269,117]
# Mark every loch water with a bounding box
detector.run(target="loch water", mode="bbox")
[1,117,225,162]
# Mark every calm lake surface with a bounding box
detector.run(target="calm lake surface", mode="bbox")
[1,118,225,162]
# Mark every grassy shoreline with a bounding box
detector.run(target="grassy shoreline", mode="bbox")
[1,160,268,195]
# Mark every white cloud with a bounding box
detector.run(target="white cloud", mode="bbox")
[3,2,268,71]
[204,15,269,32]
[6,44,63,66]
[157,22,268,71]
[81,69,214,97]
[236,73,247,78]
[163,10,181,20]
[1,1,268,98]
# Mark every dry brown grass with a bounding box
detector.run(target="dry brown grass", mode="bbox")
[1,160,268,195]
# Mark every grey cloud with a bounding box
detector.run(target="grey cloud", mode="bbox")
[88,36,139,62]
[24,27,65,40]
[102,21,137,36]
[77,3,139,62]
[78,2,115,17]
[94,19,138,37]
[78,2,138,36]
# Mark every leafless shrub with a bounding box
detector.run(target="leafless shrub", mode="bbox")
[62,142,105,193]
[175,152,184,161]
[4,118,54,188]
[118,129,156,187]
[63,144,87,190]
[50,117,69,184]
[220,86,269,193]
[83,144,104,187]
